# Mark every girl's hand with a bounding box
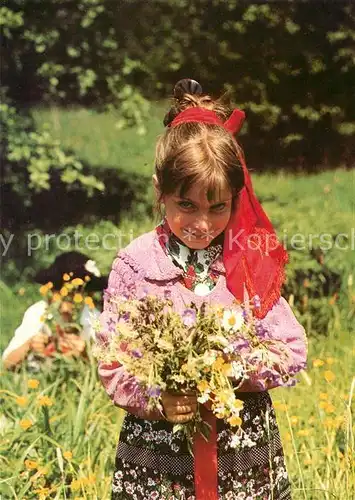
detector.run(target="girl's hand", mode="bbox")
[30,333,49,355]
[161,391,197,424]
[58,333,86,357]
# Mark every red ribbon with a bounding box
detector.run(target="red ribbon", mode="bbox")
[193,406,218,500]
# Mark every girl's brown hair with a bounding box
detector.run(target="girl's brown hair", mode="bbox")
[155,80,245,215]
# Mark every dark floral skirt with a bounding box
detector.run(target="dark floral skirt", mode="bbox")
[112,392,291,499]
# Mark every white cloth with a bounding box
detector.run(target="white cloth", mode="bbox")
[2,300,100,361]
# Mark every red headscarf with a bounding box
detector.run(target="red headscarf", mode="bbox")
[169,107,288,319]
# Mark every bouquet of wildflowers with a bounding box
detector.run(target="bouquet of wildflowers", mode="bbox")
[38,274,96,357]
[95,290,296,451]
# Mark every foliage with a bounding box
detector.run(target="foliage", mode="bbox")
[1,1,355,167]
[0,93,104,230]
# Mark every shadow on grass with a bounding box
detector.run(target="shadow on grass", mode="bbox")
[2,162,152,233]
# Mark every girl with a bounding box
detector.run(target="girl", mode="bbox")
[98,79,307,500]
[2,251,106,370]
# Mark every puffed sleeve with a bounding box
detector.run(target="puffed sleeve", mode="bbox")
[97,253,164,420]
[238,296,308,392]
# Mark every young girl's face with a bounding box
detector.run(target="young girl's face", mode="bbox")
[160,181,233,250]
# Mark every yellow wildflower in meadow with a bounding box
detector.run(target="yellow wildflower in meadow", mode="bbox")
[60,287,68,297]
[290,416,299,426]
[324,370,336,383]
[16,396,28,407]
[24,459,38,470]
[313,359,324,368]
[63,273,70,281]
[37,395,54,407]
[19,419,33,430]
[63,451,73,461]
[84,296,95,309]
[72,278,84,286]
[28,379,40,389]
[73,293,83,303]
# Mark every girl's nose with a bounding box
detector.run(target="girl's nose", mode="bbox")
[194,217,212,234]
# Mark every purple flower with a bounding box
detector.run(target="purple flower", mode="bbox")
[182,308,197,327]
[121,311,131,322]
[232,338,250,351]
[147,386,161,397]
[107,317,116,332]
[255,323,268,339]
[131,349,143,359]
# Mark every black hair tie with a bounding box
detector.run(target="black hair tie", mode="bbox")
[173,79,203,99]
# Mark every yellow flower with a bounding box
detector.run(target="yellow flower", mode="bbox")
[63,273,70,281]
[319,401,328,409]
[63,451,73,461]
[197,380,210,393]
[84,296,95,309]
[70,479,83,491]
[324,370,335,383]
[37,395,54,407]
[46,282,54,289]
[303,458,312,465]
[228,415,242,427]
[84,275,91,282]
[221,363,233,376]
[72,278,84,286]
[290,416,299,426]
[326,357,335,365]
[16,396,28,407]
[319,392,328,400]
[73,293,83,303]
[273,400,288,411]
[28,378,40,389]
[297,429,311,437]
[313,359,324,368]
[19,419,33,430]
[18,287,26,295]
[60,287,69,297]
[212,357,225,371]
[325,403,336,414]
[39,285,49,295]
[24,459,38,470]
[233,399,244,411]
[52,292,61,302]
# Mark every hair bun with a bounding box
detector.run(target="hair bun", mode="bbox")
[173,79,202,99]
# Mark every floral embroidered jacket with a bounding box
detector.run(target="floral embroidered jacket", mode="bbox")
[98,229,308,420]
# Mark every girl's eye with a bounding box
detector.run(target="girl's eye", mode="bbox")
[178,201,194,210]
[211,203,226,212]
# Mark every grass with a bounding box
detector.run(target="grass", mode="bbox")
[32,105,167,176]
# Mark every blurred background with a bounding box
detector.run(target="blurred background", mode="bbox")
[0,2,354,498]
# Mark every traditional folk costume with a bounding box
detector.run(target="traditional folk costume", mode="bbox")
[99,106,307,499]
